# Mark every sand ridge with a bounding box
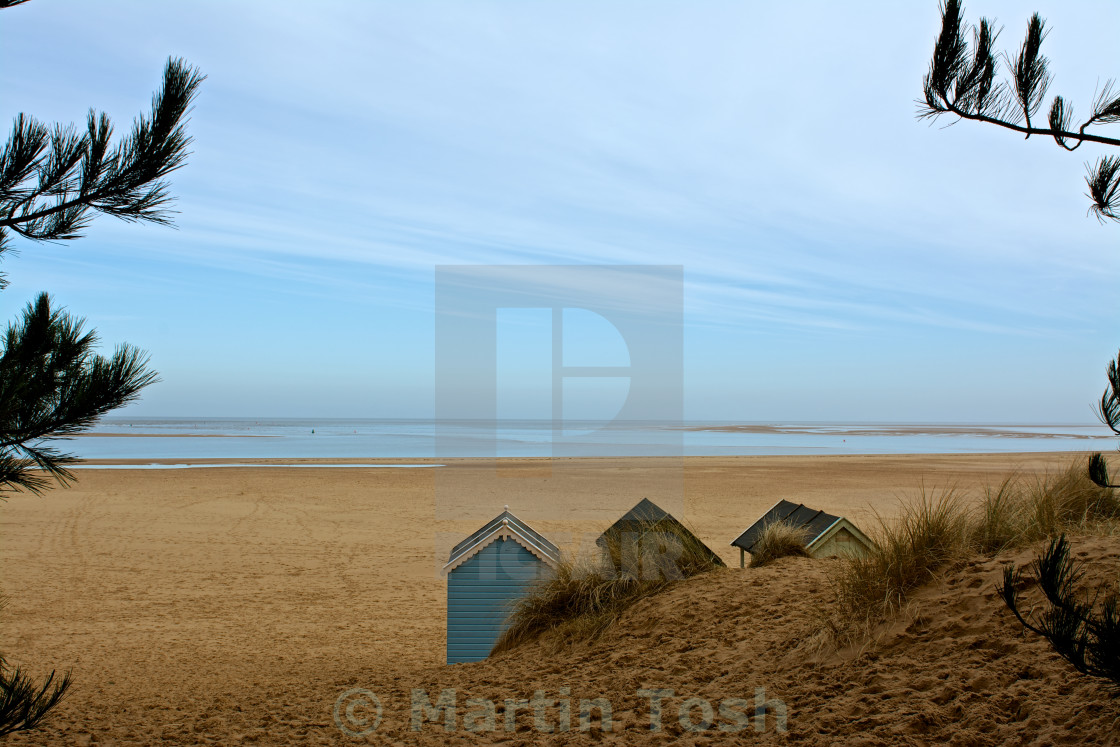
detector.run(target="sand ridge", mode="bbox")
[386,538,1120,744]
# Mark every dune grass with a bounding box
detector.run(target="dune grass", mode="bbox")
[495,457,1118,653]
[831,486,972,617]
[970,475,1022,555]
[749,520,811,567]
[489,558,663,655]
[491,518,723,655]
[969,459,1119,553]
[1018,462,1120,538]
[831,458,1120,623]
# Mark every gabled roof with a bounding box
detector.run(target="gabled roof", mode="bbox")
[809,516,874,555]
[596,498,725,567]
[597,497,672,538]
[444,508,560,573]
[730,500,841,552]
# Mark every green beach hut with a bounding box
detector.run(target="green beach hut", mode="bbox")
[443,507,559,664]
[730,500,874,567]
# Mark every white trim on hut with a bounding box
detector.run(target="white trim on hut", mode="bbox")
[443,514,561,573]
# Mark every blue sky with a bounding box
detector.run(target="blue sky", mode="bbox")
[1,0,1117,422]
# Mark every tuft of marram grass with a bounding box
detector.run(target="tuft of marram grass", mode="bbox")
[970,474,1024,554]
[829,457,1120,626]
[969,461,1119,553]
[749,521,811,567]
[491,517,723,656]
[832,486,971,618]
[489,558,656,656]
[1019,462,1119,540]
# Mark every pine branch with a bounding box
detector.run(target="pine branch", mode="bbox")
[1009,13,1051,132]
[1049,96,1075,150]
[0,58,205,241]
[0,114,49,203]
[923,99,1120,148]
[1088,351,1120,489]
[0,660,72,738]
[0,5,183,740]
[1098,352,1120,436]
[920,1,1120,222]
[1087,156,1120,222]
[0,294,158,495]
[998,535,1120,694]
[1088,454,1118,490]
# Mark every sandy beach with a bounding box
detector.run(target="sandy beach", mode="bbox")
[2,451,1116,745]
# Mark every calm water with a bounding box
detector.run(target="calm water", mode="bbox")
[48,418,1119,461]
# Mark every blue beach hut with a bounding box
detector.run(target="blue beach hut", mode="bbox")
[444,507,560,664]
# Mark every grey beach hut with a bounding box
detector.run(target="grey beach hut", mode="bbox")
[597,498,725,576]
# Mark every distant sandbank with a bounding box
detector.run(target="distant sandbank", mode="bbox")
[681,423,1102,439]
[69,432,277,438]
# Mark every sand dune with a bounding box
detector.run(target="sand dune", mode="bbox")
[1,452,1115,744]
[388,536,1120,744]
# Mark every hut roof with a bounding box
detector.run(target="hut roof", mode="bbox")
[596,498,725,567]
[729,500,843,552]
[598,497,672,535]
[444,508,560,573]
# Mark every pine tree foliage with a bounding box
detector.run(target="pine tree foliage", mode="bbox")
[0,652,72,738]
[920,0,1120,222]
[0,1,204,736]
[0,58,205,283]
[0,55,203,495]
[998,535,1120,694]
[1099,353,1120,437]
[1089,352,1120,488]
[0,294,158,494]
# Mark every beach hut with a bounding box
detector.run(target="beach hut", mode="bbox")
[444,507,560,664]
[730,500,874,567]
[597,498,725,574]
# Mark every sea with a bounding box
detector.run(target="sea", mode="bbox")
[48,418,1119,465]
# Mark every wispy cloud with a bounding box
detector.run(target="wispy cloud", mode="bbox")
[1,0,1117,418]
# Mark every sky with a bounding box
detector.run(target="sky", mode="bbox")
[0,0,1117,422]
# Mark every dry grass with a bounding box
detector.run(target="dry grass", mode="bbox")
[489,558,663,654]
[749,520,810,567]
[830,457,1120,626]
[970,475,1022,554]
[1019,461,1119,538]
[970,460,1119,551]
[832,486,971,617]
[491,518,723,655]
